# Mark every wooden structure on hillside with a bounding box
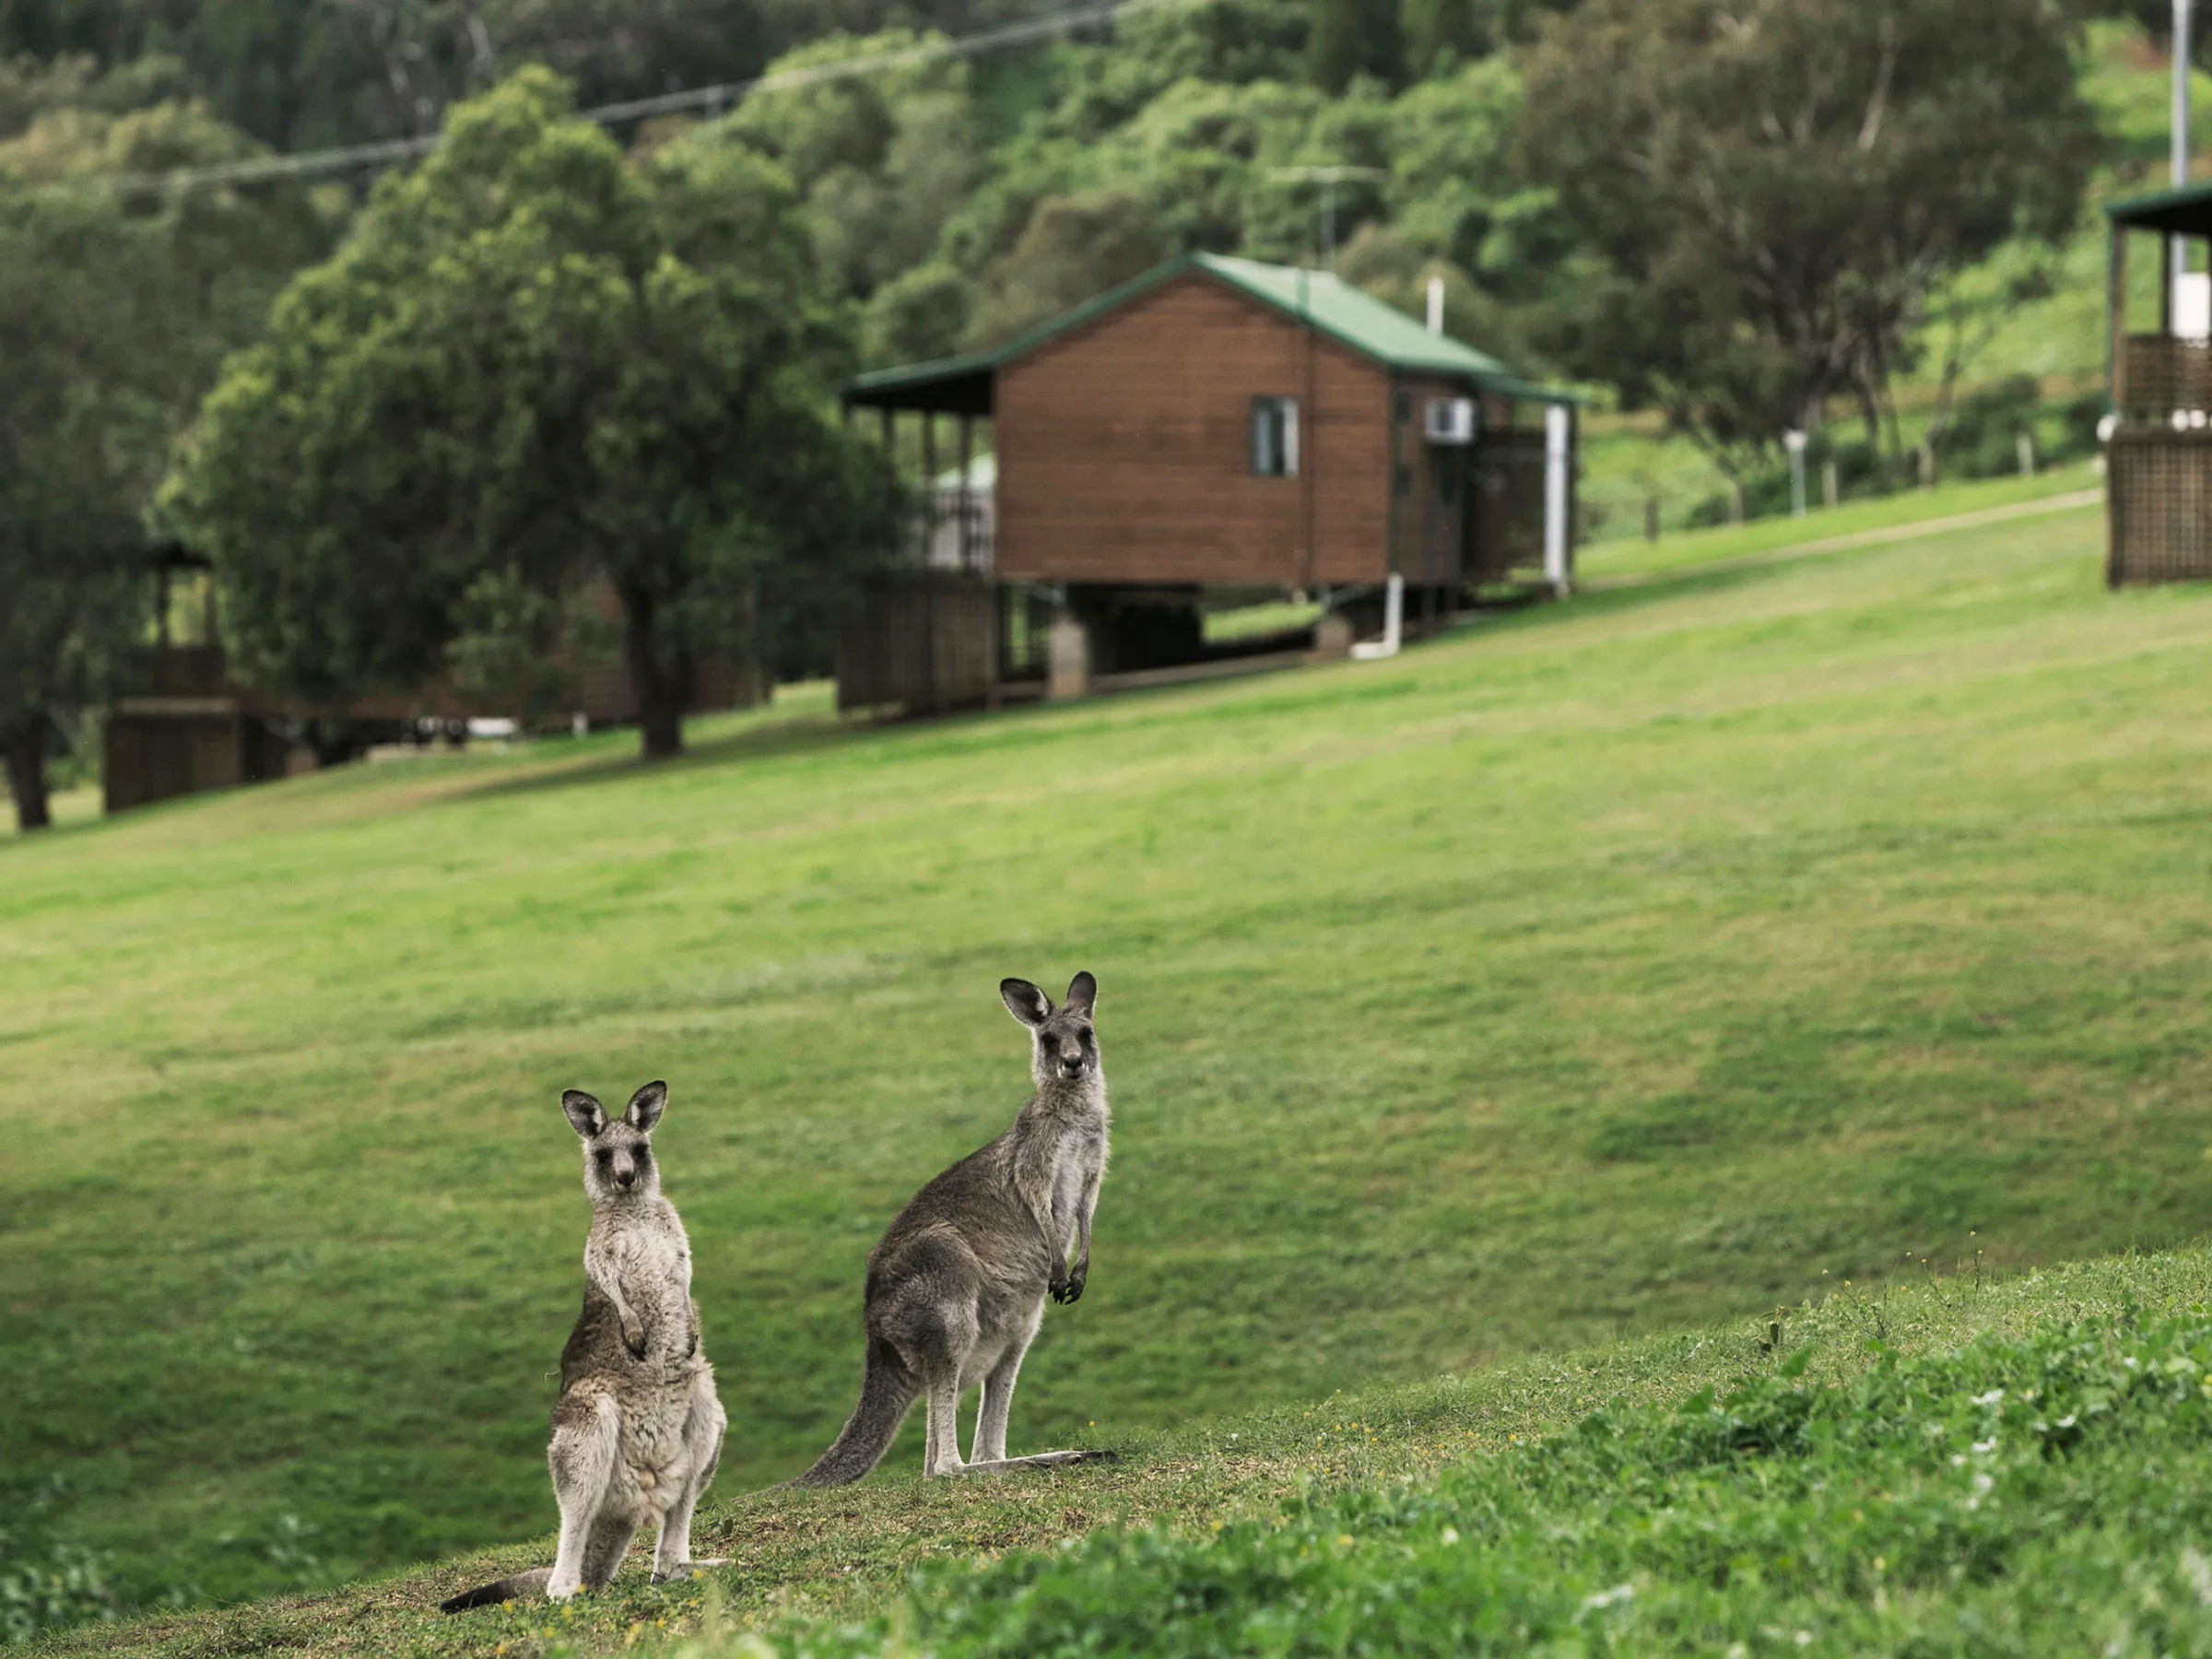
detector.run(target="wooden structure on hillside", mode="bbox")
[104,547,295,814]
[2106,182,2212,584]
[840,253,1580,712]
[105,547,757,815]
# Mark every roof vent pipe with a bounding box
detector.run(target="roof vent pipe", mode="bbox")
[1427,276,1445,335]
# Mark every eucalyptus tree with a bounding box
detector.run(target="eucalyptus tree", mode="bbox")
[1516,0,2089,472]
[0,79,306,833]
[164,68,891,760]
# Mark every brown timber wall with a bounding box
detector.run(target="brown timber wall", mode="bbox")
[835,572,999,713]
[994,272,1393,587]
[2108,430,2212,584]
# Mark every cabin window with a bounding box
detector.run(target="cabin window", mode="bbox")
[1250,397,1300,477]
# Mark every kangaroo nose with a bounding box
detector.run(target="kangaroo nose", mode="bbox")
[616,1168,635,1186]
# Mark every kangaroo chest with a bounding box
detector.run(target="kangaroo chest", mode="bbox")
[615,1231,691,1337]
[1013,1112,1106,1246]
[588,1205,695,1359]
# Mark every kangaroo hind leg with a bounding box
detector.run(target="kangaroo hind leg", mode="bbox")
[581,1512,639,1593]
[894,1279,977,1477]
[960,1312,1113,1476]
[654,1371,728,1580]
[546,1394,623,1599]
[971,1306,1041,1465]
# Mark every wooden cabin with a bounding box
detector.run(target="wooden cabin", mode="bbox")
[841,253,1579,712]
[2105,182,2212,584]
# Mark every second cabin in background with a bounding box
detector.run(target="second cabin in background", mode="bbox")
[839,254,1581,714]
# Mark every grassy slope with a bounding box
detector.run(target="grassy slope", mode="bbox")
[36,1246,2212,1657]
[1577,465,2100,583]
[9,498,2212,1620]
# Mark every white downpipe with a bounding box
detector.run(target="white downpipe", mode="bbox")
[1543,403,1572,596]
[1349,573,1404,661]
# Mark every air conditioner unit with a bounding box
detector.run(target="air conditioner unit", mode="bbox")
[1424,397,1477,446]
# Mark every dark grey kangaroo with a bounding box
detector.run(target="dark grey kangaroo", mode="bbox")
[442,1081,726,1611]
[794,973,1112,1484]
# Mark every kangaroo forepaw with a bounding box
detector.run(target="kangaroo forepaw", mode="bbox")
[623,1321,647,1358]
[1052,1274,1085,1305]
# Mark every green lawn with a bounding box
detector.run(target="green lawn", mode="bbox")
[37,1247,2212,1657]
[1579,463,2100,582]
[8,494,2212,1639]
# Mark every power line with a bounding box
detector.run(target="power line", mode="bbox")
[109,0,1194,199]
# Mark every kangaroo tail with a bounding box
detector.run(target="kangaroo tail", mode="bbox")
[441,1567,552,1614]
[788,1342,917,1488]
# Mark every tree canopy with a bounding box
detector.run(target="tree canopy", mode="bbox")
[1517,0,2090,470]
[0,0,2135,810]
[161,67,893,760]
[0,60,318,831]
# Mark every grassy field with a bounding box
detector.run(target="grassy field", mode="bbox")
[8,493,2212,1635]
[34,1246,2212,1657]
[1577,465,2100,584]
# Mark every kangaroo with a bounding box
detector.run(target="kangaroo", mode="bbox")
[794,972,1113,1486]
[442,1081,727,1612]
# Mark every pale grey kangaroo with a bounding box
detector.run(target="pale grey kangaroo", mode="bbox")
[794,972,1112,1485]
[442,1081,727,1611]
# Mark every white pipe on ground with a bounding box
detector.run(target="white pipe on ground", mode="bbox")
[1349,573,1404,661]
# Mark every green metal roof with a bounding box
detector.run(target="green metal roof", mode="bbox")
[847,253,1576,408]
[2105,179,2212,233]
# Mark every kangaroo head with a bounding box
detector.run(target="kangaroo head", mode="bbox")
[562,1080,667,1204]
[1001,972,1100,1088]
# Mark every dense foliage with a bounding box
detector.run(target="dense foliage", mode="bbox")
[0,0,2126,818]
[1519,0,2090,474]
[0,60,322,830]
[777,1308,2212,1657]
[161,69,893,759]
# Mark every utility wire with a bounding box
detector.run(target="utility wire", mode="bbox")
[109,0,1192,198]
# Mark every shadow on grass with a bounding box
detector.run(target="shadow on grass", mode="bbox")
[437,709,870,807]
[1466,547,1837,641]
[441,556,1835,812]
[113,537,1918,836]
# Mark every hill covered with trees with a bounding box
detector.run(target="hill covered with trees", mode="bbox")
[7,0,2165,832]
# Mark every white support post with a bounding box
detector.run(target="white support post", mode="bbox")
[2180,0,2196,287]
[2180,0,2195,189]
[1426,276,1445,335]
[1349,574,1404,661]
[1543,403,1572,596]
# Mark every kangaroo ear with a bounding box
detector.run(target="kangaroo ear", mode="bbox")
[1001,978,1052,1029]
[1063,971,1097,1017]
[562,1090,607,1139]
[625,1080,668,1132]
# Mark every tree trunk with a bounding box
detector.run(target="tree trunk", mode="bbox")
[4,713,52,832]
[620,588,685,760]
